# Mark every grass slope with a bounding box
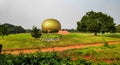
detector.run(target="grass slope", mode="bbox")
[0,33,120,50]
[64,43,120,64]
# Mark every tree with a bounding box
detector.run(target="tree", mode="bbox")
[116,24,120,32]
[2,23,25,34]
[0,24,9,38]
[31,26,41,38]
[77,11,116,35]
[0,23,25,38]
[14,26,25,33]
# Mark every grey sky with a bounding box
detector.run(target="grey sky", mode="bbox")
[0,0,120,29]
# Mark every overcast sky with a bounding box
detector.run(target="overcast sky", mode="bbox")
[0,0,120,29]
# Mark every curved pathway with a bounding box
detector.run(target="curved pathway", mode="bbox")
[2,41,120,55]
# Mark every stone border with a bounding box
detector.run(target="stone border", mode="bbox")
[41,38,60,42]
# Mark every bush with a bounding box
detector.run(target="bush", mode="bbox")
[31,26,42,38]
[0,51,93,65]
[103,41,109,47]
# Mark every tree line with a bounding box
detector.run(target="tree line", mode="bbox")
[0,23,25,38]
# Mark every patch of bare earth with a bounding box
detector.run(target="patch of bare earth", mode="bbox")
[84,55,115,63]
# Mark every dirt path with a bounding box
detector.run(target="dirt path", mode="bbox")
[1,41,120,55]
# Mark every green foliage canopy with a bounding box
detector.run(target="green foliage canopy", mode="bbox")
[77,11,116,35]
[116,24,120,32]
[31,26,41,38]
[0,24,9,38]
[0,23,25,38]
[2,23,25,34]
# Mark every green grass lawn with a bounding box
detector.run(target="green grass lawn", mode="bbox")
[0,33,120,50]
[65,43,120,64]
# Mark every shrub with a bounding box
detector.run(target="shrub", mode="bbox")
[31,26,42,38]
[103,41,109,47]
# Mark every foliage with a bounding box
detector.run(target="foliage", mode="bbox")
[0,23,25,38]
[77,11,116,35]
[116,24,120,32]
[31,26,41,38]
[42,30,48,33]
[50,29,59,33]
[1,23,25,34]
[1,44,120,65]
[102,38,109,47]
[102,33,120,38]
[0,51,93,65]
[0,24,9,38]
[66,44,120,64]
[103,41,109,47]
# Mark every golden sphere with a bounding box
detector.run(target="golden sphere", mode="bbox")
[41,19,61,32]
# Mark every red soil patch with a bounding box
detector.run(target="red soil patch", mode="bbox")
[84,55,91,60]
[1,41,120,55]
[70,57,78,61]
[83,55,115,63]
[57,30,69,35]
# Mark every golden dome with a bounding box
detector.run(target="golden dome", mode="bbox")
[41,19,61,32]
